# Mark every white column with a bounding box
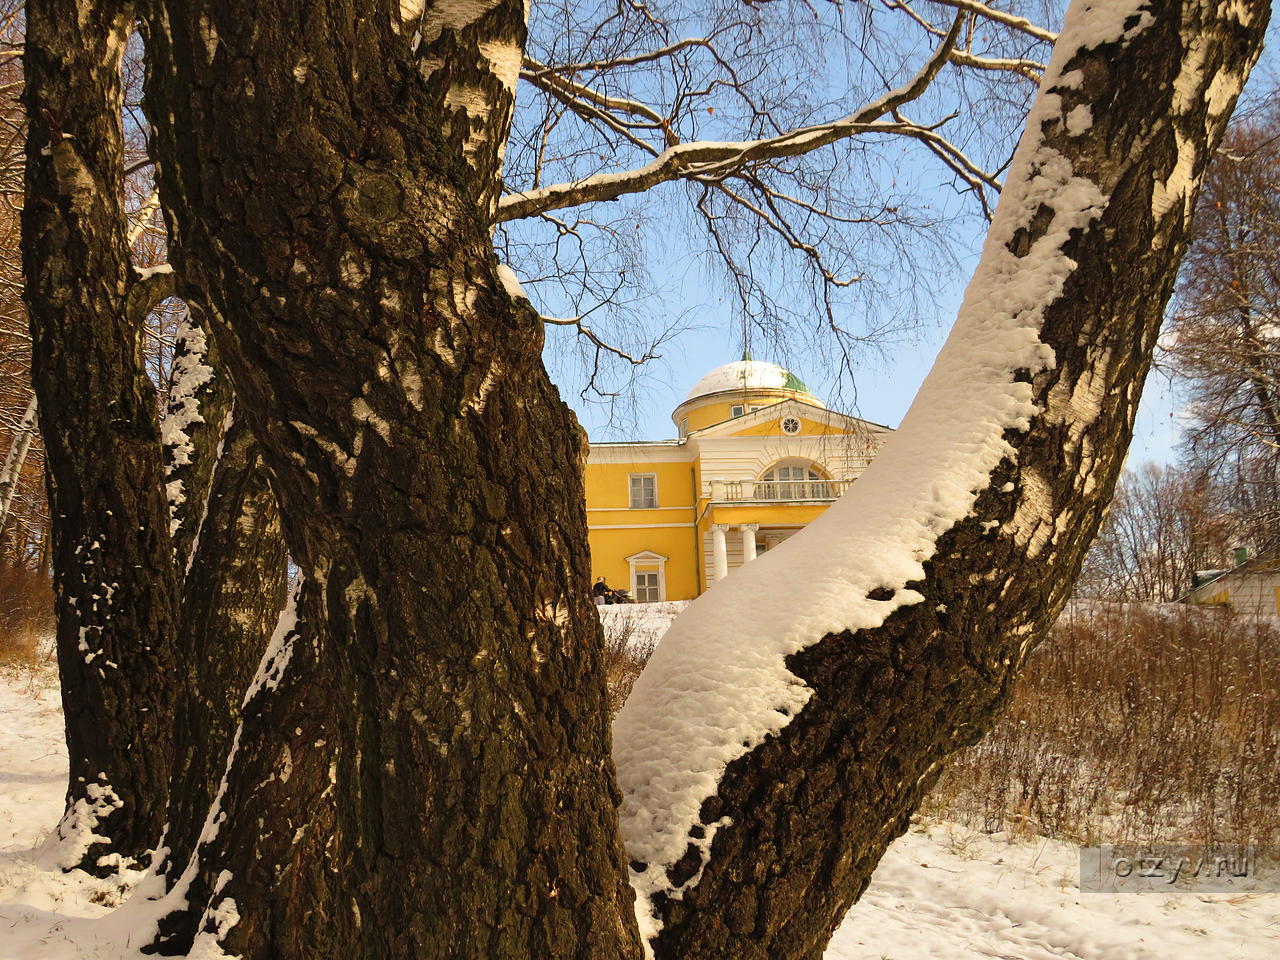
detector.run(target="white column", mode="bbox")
[740,523,759,563]
[711,524,729,581]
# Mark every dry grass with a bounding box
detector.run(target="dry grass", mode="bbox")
[601,610,656,715]
[0,561,53,672]
[924,602,1280,847]
[600,600,1280,848]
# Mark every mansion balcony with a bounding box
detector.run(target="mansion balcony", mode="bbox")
[710,478,854,502]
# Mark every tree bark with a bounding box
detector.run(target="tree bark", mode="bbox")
[161,407,290,877]
[140,2,641,956]
[22,0,180,872]
[624,1,1270,957]
[154,296,293,874]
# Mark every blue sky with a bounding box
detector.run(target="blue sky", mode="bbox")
[523,4,1276,469]
[549,255,1182,467]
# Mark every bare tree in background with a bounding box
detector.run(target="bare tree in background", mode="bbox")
[500,0,1053,411]
[0,1,45,567]
[1167,96,1280,554]
[1076,463,1239,602]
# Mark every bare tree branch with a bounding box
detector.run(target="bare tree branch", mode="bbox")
[925,0,1059,44]
[498,13,966,222]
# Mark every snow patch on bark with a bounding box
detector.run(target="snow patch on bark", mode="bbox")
[110,585,304,952]
[612,0,1149,947]
[163,312,216,535]
[38,773,123,871]
[1065,104,1092,135]
[186,872,240,960]
[497,263,527,300]
[243,585,301,706]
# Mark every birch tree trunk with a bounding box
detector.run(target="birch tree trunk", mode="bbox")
[22,0,181,872]
[613,1,1270,958]
[140,2,640,956]
[0,393,37,532]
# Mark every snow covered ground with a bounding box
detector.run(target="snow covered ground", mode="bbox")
[598,600,688,652]
[2,655,1276,959]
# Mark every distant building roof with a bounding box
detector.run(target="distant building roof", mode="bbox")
[682,360,816,403]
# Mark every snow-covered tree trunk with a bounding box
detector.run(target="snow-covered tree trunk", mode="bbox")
[613,0,1269,957]
[21,0,182,873]
[140,2,640,956]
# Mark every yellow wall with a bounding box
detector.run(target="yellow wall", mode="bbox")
[584,459,694,511]
[586,455,701,600]
[587,525,701,601]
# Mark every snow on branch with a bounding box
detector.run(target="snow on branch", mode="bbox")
[126,263,176,323]
[613,0,1223,946]
[496,14,967,223]
[926,0,1060,43]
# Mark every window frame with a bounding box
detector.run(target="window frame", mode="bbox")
[633,570,661,603]
[628,472,658,509]
[626,550,668,603]
[757,459,829,500]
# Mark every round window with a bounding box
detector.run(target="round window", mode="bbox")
[781,416,801,435]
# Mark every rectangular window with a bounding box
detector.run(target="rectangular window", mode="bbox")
[629,473,657,509]
[634,571,661,603]
[730,404,745,417]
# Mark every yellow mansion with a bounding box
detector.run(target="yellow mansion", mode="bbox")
[586,359,893,601]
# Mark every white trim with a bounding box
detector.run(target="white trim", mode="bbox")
[626,550,668,602]
[589,522,695,529]
[586,507,692,513]
[588,444,691,465]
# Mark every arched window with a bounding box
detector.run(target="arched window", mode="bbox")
[757,460,828,500]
